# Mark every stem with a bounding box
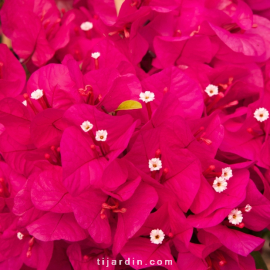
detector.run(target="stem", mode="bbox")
[247,128,261,137]
[223,220,245,228]
[151,171,156,179]
[155,149,161,158]
[160,168,168,183]
[0,62,3,79]
[101,106,109,114]
[38,97,48,110]
[194,126,205,137]
[259,122,265,134]
[215,100,238,111]
[42,92,50,108]
[205,171,222,178]
[84,85,94,105]
[23,94,39,114]
[45,153,57,165]
[146,102,152,120]
[206,93,224,114]
[86,30,91,39]
[90,145,100,159]
[94,58,99,70]
[99,143,109,161]
[94,94,102,105]
[51,146,61,164]
[74,50,82,61]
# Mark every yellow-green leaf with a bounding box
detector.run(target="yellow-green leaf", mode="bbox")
[115,100,142,111]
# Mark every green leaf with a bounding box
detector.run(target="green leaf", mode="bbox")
[251,251,268,270]
[115,100,142,111]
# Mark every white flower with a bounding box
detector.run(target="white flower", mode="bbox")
[254,108,269,122]
[80,21,93,31]
[17,232,24,240]
[149,158,162,171]
[95,130,108,141]
[31,89,43,100]
[178,65,188,70]
[228,208,243,225]
[221,167,233,180]
[245,204,252,212]
[150,229,165,244]
[139,91,155,103]
[91,52,100,59]
[22,100,27,106]
[80,121,93,132]
[212,177,227,193]
[205,84,219,97]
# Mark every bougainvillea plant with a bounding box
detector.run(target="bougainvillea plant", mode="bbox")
[1,0,270,269]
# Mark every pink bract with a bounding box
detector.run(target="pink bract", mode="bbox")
[0,0,270,269]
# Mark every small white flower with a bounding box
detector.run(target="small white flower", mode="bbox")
[245,204,252,212]
[178,65,188,70]
[22,100,27,106]
[139,91,155,103]
[95,130,108,141]
[254,108,269,122]
[80,21,93,31]
[228,208,243,225]
[17,232,24,240]
[212,177,227,193]
[80,121,93,132]
[31,89,43,100]
[205,84,219,97]
[91,52,100,59]
[221,167,233,180]
[150,229,165,244]
[149,158,162,171]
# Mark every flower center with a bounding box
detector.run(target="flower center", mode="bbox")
[100,200,126,219]
[109,24,131,38]
[95,130,108,142]
[253,108,269,131]
[197,132,212,145]
[17,232,24,240]
[43,17,61,40]
[150,229,165,245]
[45,146,61,166]
[79,85,94,105]
[223,23,245,34]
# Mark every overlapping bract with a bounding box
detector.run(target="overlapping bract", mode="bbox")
[0,0,270,269]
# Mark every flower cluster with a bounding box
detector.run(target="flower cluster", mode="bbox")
[1,0,270,269]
